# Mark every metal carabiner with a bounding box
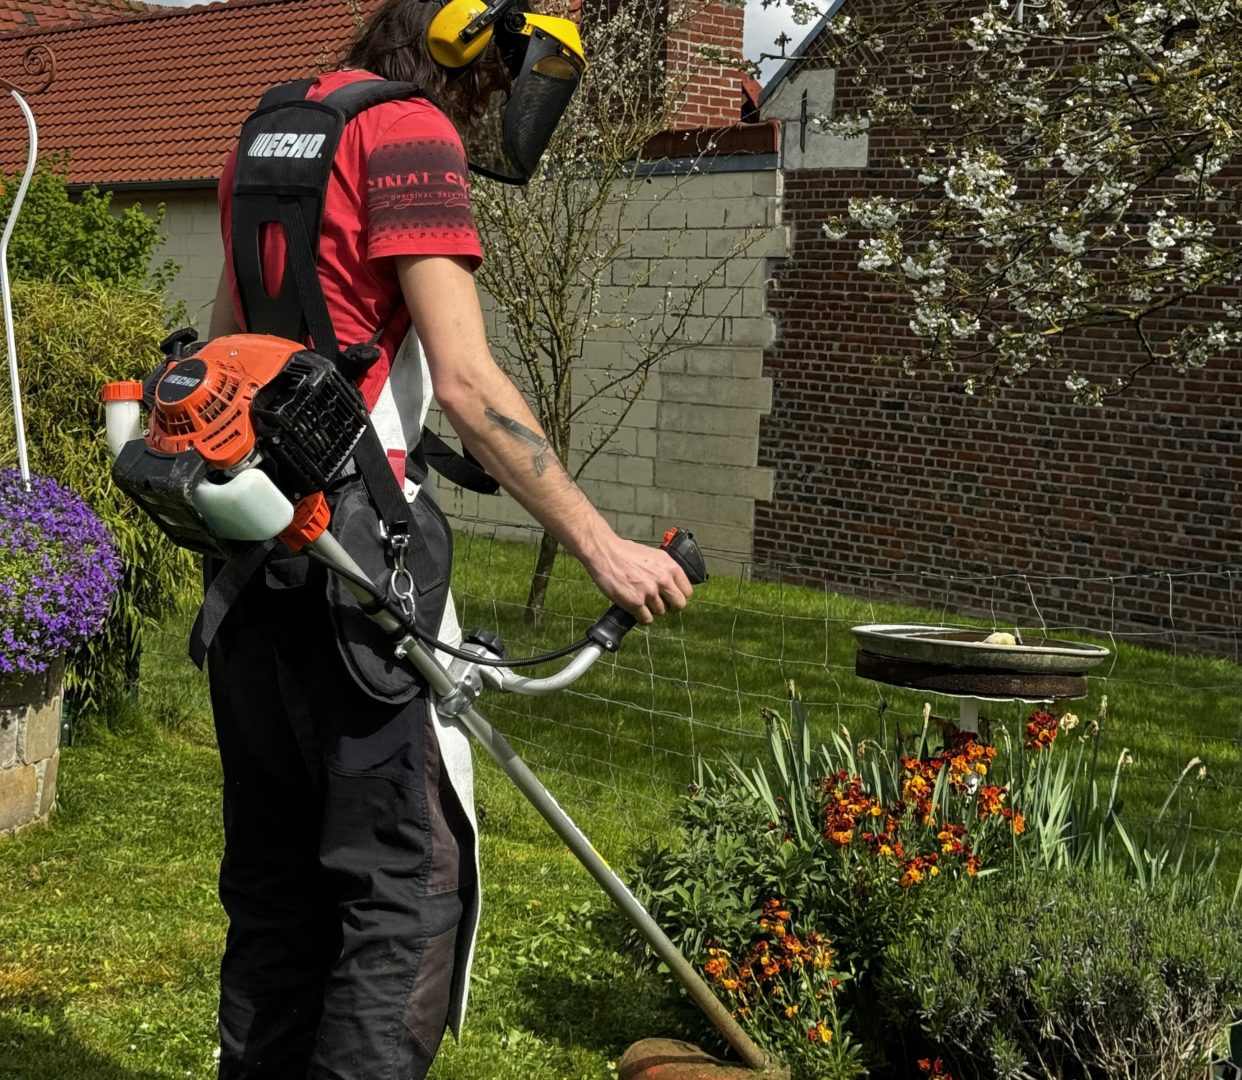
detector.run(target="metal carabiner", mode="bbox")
[386,530,416,621]
[390,566,416,622]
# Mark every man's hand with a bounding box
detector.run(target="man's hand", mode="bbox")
[582,535,693,624]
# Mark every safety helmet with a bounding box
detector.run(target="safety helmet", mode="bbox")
[428,0,586,183]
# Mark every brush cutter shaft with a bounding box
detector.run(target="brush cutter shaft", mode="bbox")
[451,699,770,1072]
[308,527,770,1072]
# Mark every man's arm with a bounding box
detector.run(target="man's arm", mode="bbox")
[208,268,242,339]
[397,253,691,624]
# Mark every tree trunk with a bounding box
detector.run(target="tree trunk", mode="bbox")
[524,527,560,629]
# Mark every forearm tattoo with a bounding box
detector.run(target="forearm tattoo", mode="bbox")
[485,408,558,477]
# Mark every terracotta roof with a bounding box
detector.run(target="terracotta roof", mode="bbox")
[0,0,160,35]
[0,0,367,185]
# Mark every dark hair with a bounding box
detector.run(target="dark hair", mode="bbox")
[344,0,505,130]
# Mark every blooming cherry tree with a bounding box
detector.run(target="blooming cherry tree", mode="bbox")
[796,0,1242,402]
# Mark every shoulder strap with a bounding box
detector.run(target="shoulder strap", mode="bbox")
[321,78,427,117]
[230,77,427,357]
[418,429,500,494]
[256,77,317,110]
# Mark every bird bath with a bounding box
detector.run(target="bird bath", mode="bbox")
[851,624,1110,732]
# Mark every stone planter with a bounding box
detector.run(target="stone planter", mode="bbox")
[0,656,64,838]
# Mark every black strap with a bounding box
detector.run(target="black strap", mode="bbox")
[278,195,340,359]
[189,539,279,669]
[352,424,439,595]
[320,78,427,116]
[420,428,500,494]
[256,77,317,111]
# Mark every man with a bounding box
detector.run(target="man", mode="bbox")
[204,0,692,1076]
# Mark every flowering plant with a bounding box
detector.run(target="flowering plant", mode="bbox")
[633,682,1216,1077]
[0,469,121,679]
[702,900,866,1078]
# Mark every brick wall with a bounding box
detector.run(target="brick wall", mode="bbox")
[757,4,1242,652]
[666,0,745,128]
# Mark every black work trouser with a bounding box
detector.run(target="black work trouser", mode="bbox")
[206,559,474,1080]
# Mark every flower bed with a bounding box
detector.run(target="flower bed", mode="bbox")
[631,688,1242,1079]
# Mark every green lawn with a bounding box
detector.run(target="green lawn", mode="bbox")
[1,534,1238,1078]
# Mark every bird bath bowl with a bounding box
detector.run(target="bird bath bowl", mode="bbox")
[851,624,1111,731]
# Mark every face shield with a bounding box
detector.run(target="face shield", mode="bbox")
[463,13,586,184]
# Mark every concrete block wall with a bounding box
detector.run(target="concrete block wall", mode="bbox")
[116,187,225,334]
[435,166,787,572]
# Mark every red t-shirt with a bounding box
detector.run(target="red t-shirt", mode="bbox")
[218,70,484,409]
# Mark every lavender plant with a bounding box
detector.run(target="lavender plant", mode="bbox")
[0,469,121,679]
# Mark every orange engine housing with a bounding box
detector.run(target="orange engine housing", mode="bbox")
[147,334,302,471]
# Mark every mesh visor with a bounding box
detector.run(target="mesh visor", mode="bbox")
[466,30,582,184]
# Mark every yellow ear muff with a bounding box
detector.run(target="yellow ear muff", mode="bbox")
[427,0,496,68]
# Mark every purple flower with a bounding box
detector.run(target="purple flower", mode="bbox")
[0,469,121,678]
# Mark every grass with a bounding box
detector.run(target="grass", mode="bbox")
[0,532,1238,1078]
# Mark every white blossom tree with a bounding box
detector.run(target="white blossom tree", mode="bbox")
[764,0,1241,403]
[473,0,756,623]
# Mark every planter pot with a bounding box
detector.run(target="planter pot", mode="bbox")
[0,655,65,838]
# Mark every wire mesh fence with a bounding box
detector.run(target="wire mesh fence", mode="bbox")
[134,517,1242,885]
[447,518,1242,882]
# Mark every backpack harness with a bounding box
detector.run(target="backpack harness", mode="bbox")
[231,75,498,496]
[188,76,497,671]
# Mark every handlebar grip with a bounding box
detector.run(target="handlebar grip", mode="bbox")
[586,528,707,652]
[661,526,708,586]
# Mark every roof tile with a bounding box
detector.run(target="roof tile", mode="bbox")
[0,0,158,35]
[0,0,367,185]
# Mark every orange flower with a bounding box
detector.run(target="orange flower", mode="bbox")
[1024,711,1059,751]
[899,852,940,888]
[918,1057,954,1080]
[1012,812,1025,835]
[977,785,1007,818]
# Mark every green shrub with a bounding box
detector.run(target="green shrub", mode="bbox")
[0,279,197,719]
[0,157,174,289]
[878,870,1242,1080]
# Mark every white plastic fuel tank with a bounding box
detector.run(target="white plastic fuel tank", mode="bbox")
[190,467,295,542]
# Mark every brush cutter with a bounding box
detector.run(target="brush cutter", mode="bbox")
[102,331,787,1079]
